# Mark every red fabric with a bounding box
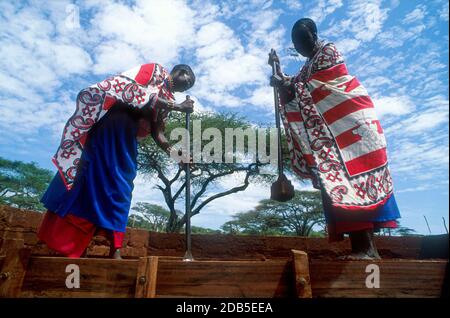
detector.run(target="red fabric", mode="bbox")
[286,112,303,122]
[342,77,361,93]
[38,211,95,258]
[102,95,117,111]
[345,147,388,176]
[311,84,333,104]
[134,63,155,86]
[38,211,125,258]
[322,95,374,125]
[95,229,125,249]
[335,120,382,149]
[309,63,348,82]
[332,191,393,212]
[327,220,398,242]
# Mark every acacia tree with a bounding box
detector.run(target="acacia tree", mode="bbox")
[0,157,53,211]
[128,202,172,232]
[128,201,222,234]
[377,222,417,237]
[138,111,276,233]
[221,190,325,236]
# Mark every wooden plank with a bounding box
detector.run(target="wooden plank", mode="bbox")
[309,259,448,298]
[20,257,139,298]
[0,239,31,297]
[156,259,295,298]
[291,250,312,298]
[135,256,158,298]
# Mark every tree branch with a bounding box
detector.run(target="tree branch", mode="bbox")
[191,165,255,217]
[191,165,256,209]
[169,166,183,185]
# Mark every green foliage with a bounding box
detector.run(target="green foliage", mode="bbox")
[0,157,53,211]
[128,202,172,232]
[190,226,222,234]
[128,201,221,234]
[221,190,325,237]
[376,222,418,237]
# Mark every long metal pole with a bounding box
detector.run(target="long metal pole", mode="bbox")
[271,50,283,176]
[183,95,193,261]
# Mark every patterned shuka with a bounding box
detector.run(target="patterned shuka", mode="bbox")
[280,42,394,210]
[53,63,174,190]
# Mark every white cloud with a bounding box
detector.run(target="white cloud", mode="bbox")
[396,179,450,194]
[403,4,427,24]
[389,139,449,178]
[397,185,433,193]
[349,0,388,41]
[390,0,400,9]
[324,0,388,43]
[52,44,93,75]
[246,86,274,110]
[362,76,393,92]
[334,38,361,54]
[90,0,196,74]
[130,173,166,209]
[372,95,415,119]
[377,24,426,48]
[92,41,141,75]
[308,0,344,25]
[384,96,449,135]
[393,109,449,134]
[191,5,286,109]
[282,0,302,10]
[439,2,449,21]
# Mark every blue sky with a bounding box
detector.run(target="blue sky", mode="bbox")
[0,0,448,234]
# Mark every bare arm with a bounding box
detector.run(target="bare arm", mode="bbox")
[148,96,193,153]
[147,96,194,113]
[268,50,295,103]
[150,121,172,155]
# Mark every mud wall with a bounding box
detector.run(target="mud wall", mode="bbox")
[0,205,423,259]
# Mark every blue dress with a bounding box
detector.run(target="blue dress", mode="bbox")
[41,103,140,232]
[321,190,401,224]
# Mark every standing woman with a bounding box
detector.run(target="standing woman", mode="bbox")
[38,63,195,259]
[270,18,400,259]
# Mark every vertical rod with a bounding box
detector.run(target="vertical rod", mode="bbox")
[423,215,432,234]
[443,217,448,234]
[183,96,193,261]
[271,49,283,176]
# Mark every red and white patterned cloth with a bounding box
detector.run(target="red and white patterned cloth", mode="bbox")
[280,42,394,210]
[53,63,174,190]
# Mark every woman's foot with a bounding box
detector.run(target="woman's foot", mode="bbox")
[338,252,381,260]
[110,248,122,259]
[340,229,381,260]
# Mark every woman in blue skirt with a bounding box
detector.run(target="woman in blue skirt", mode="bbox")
[38,63,195,259]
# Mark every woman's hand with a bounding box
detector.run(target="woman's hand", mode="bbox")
[177,95,194,113]
[270,74,284,88]
[268,49,280,66]
[178,155,196,171]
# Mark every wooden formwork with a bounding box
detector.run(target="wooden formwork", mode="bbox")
[0,239,300,298]
[0,239,448,298]
[291,249,448,298]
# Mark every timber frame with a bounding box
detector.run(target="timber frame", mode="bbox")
[0,239,447,298]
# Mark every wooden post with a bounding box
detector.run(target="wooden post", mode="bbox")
[0,239,31,297]
[135,256,158,298]
[291,249,312,298]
